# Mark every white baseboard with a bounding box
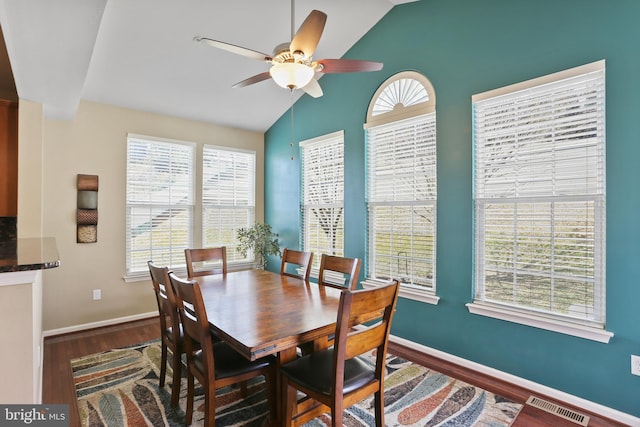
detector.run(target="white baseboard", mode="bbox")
[42,312,157,337]
[390,335,640,426]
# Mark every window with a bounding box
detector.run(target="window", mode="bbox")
[202,145,256,262]
[469,61,611,342]
[125,135,257,279]
[126,135,195,276]
[300,131,344,272]
[364,71,438,304]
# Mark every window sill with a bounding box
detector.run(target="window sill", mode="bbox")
[361,279,440,305]
[466,302,614,343]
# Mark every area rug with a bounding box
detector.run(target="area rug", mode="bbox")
[71,340,522,426]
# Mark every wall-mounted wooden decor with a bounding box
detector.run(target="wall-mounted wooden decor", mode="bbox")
[77,174,98,243]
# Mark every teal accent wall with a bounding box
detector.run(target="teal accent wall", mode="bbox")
[265,0,640,417]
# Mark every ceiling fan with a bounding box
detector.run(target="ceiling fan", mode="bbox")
[193,1,383,98]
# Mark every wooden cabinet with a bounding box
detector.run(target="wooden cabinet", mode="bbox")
[0,99,18,216]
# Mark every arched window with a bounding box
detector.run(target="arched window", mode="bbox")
[367,71,435,125]
[364,71,438,304]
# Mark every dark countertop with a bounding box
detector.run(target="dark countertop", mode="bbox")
[0,237,60,273]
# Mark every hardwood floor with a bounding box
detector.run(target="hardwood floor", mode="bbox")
[42,317,625,427]
[390,345,625,427]
[42,317,161,427]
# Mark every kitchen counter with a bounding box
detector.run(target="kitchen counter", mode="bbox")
[0,237,60,273]
[0,236,58,403]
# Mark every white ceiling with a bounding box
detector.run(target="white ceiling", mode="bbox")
[0,0,414,132]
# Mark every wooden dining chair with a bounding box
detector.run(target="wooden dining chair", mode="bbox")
[168,272,277,426]
[281,280,400,427]
[185,246,227,278]
[147,261,184,407]
[280,248,313,281]
[318,254,361,290]
[297,254,362,355]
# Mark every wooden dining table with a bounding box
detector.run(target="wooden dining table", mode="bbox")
[195,268,343,425]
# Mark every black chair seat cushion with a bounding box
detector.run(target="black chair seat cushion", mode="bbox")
[281,348,374,396]
[193,341,273,379]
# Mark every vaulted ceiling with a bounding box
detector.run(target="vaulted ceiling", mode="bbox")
[0,0,415,132]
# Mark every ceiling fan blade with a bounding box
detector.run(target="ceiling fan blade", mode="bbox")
[194,37,271,61]
[289,10,327,58]
[301,78,323,98]
[232,72,272,88]
[316,58,384,73]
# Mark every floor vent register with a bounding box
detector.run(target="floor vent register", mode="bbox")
[526,395,590,426]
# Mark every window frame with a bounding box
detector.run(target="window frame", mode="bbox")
[362,71,439,305]
[124,134,195,280]
[201,144,256,265]
[300,130,345,279]
[467,60,612,343]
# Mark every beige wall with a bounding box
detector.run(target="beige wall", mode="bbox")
[41,100,264,331]
[17,100,44,237]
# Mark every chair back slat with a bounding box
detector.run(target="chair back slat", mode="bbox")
[318,254,361,290]
[345,325,387,360]
[157,283,172,311]
[185,247,227,278]
[280,248,313,280]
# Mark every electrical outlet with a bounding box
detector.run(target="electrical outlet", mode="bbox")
[631,355,640,376]
[92,289,101,301]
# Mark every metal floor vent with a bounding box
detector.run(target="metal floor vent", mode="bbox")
[526,396,590,426]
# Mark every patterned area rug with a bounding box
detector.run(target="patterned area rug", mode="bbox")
[71,340,522,426]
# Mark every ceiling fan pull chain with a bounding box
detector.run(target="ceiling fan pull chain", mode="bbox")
[290,91,295,161]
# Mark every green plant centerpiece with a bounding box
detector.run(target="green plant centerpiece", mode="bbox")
[236,223,281,269]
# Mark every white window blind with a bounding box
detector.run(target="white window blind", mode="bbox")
[202,146,256,263]
[367,114,437,289]
[126,135,195,276]
[300,131,344,270]
[472,61,606,328]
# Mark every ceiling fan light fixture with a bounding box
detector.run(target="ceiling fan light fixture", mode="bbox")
[270,62,314,90]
